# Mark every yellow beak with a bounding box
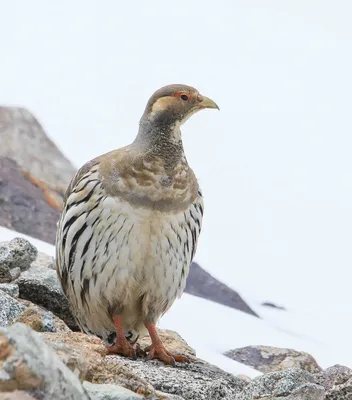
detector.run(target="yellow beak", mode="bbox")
[199,95,220,110]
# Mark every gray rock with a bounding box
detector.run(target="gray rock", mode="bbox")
[16,266,78,330]
[0,289,26,327]
[224,345,321,374]
[0,323,89,399]
[236,368,325,400]
[83,382,144,400]
[0,157,62,244]
[314,364,352,399]
[114,356,247,400]
[9,267,21,281]
[0,283,19,297]
[31,251,55,269]
[0,237,37,271]
[0,106,76,206]
[185,262,258,317]
[0,264,11,283]
[14,301,71,334]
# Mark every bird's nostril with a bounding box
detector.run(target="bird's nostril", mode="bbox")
[197,94,204,102]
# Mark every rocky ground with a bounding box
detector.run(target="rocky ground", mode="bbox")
[0,237,352,399]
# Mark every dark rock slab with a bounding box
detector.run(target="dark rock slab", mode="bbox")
[185,262,258,317]
[0,157,61,243]
[0,107,76,208]
[16,266,78,330]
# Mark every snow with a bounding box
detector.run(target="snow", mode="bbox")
[1,0,352,375]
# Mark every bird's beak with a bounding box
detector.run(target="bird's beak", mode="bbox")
[198,95,220,110]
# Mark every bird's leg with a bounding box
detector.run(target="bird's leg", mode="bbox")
[144,322,190,366]
[106,316,136,359]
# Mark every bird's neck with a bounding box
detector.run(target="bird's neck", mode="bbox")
[133,118,185,171]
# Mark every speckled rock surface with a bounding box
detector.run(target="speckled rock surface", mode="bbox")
[83,382,144,400]
[138,329,196,359]
[0,283,19,298]
[16,266,77,330]
[0,238,37,271]
[314,364,352,399]
[41,330,246,400]
[14,301,71,333]
[0,289,26,327]
[31,251,55,270]
[116,357,247,400]
[0,323,89,399]
[224,345,322,374]
[236,368,325,400]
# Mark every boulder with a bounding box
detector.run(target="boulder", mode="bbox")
[224,345,321,374]
[0,290,26,327]
[0,238,37,271]
[237,368,325,400]
[31,251,55,270]
[0,284,19,298]
[0,323,89,399]
[0,157,61,244]
[14,300,71,333]
[315,364,352,399]
[0,107,75,208]
[16,266,77,330]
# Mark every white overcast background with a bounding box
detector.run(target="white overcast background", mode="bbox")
[1,0,352,348]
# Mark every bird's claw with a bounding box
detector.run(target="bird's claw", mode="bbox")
[106,341,137,360]
[145,344,190,366]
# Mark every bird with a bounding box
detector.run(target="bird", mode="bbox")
[56,84,219,365]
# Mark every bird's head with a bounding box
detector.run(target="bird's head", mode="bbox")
[140,84,219,129]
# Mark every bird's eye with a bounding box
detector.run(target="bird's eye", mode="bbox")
[180,94,189,101]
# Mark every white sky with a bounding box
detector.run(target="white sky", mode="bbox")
[1,0,352,310]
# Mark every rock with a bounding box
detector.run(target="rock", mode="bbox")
[185,262,258,317]
[0,265,11,283]
[16,266,78,330]
[237,368,325,400]
[0,392,36,400]
[139,329,196,359]
[0,289,26,327]
[224,345,321,374]
[9,267,21,281]
[31,251,55,270]
[42,330,246,399]
[0,157,62,244]
[115,357,246,400]
[0,283,19,298]
[0,237,37,271]
[83,382,144,400]
[0,107,76,208]
[314,364,352,399]
[261,301,287,311]
[43,331,155,394]
[0,323,89,399]
[14,301,71,333]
